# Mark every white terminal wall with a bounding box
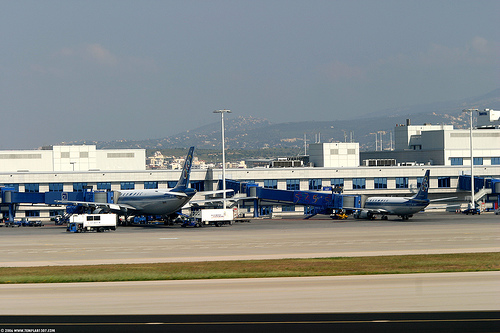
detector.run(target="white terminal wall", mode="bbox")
[0,146,146,172]
[309,143,359,168]
[444,129,500,166]
[0,150,53,172]
[395,124,453,151]
[366,125,500,166]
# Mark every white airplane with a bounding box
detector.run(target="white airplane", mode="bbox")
[59,147,197,222]
[353,170,451,220]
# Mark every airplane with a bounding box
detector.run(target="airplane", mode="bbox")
[353,170,451,220]
[58,147,197,223]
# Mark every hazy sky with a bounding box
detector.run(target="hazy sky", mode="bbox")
[1,0,499,149]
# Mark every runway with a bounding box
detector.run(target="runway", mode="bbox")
[0,272,498,315]
[0,212,499,267]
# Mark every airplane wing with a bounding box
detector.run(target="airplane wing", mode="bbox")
[411,196,457,204]
[187,190,235,206]
[364,208,390,214]
[343,207,390,214]
[186,197,248,208]
[410,198,428,203]
[55,200,138,212]
[166,192,188,198]
[186,192,255,209]
[424,204,461,210]
[196,189,234,196]
[429,197,458,202]
[186,198,235,208]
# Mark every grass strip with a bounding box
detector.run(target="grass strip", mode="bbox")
[0,252,498,284]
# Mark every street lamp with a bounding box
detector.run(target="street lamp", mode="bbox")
[463,108,478,210]
[213,109,231,209]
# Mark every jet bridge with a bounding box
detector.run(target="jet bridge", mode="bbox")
[224,180,361,218]
[458,175,500,209]
[0,186,115,222]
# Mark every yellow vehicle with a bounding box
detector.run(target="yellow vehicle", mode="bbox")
[330,210,348,220]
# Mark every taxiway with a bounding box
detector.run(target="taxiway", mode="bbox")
[0,212,498,267]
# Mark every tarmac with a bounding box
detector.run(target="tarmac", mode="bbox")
[0,211,499,267]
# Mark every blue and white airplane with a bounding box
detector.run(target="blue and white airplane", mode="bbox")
[59,147,197,221]
[114,146,197,217]
[354,170,438,220]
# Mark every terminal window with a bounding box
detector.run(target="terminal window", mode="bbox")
[352,178,366,190]
[492,157,500,165]
[286,179,300,191]
[190,180,205,192]
[144,181,158,189]
[25,210,40,217]
[49,210,65,216]
[121,182,135,190]
[396,177,409,189]
[309,179,322,190]
[451,158,463,165]
[417,177,423,188]
[473,157,483,165]
[331,178,344,187]
[25,183,39,193]
[264,179,278,189]
[3,184,19,191]
[97,182,111,191]
[73,183,87,192]
[374,178,387,189]
[260,205,273,216]
[438,177,451,188]
[49,183,63,192]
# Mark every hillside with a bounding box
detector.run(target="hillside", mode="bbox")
[60,89,500,155]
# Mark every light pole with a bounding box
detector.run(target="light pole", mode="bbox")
[213,109,231,209]
[463,109,478,210]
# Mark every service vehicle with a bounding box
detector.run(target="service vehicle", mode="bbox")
[461,207,481,215]
[67,213,117,232]
[10,218,43,227]
[183,209,234,227]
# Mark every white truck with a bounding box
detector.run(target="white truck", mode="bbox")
[184,209,234,227]
[67,213,117,232]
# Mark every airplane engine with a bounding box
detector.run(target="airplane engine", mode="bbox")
[353,210,372,219]
[93,207,110,214]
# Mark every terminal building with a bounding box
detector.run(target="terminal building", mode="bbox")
[1,110,499,220]
[0,145,145,173]
[361,113,500,167]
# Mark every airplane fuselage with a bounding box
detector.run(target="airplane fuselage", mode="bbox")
[364,196,430,216]
[354,169,431,220]
[57,147,197,220]
[117,188,196,216]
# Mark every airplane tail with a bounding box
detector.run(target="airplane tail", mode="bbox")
[413,170,430,201]
[172,146,195,191]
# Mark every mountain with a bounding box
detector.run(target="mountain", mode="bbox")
[364,88,500,118]
[61,89,500,153]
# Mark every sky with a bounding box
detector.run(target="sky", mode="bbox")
[1,0,499,149]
